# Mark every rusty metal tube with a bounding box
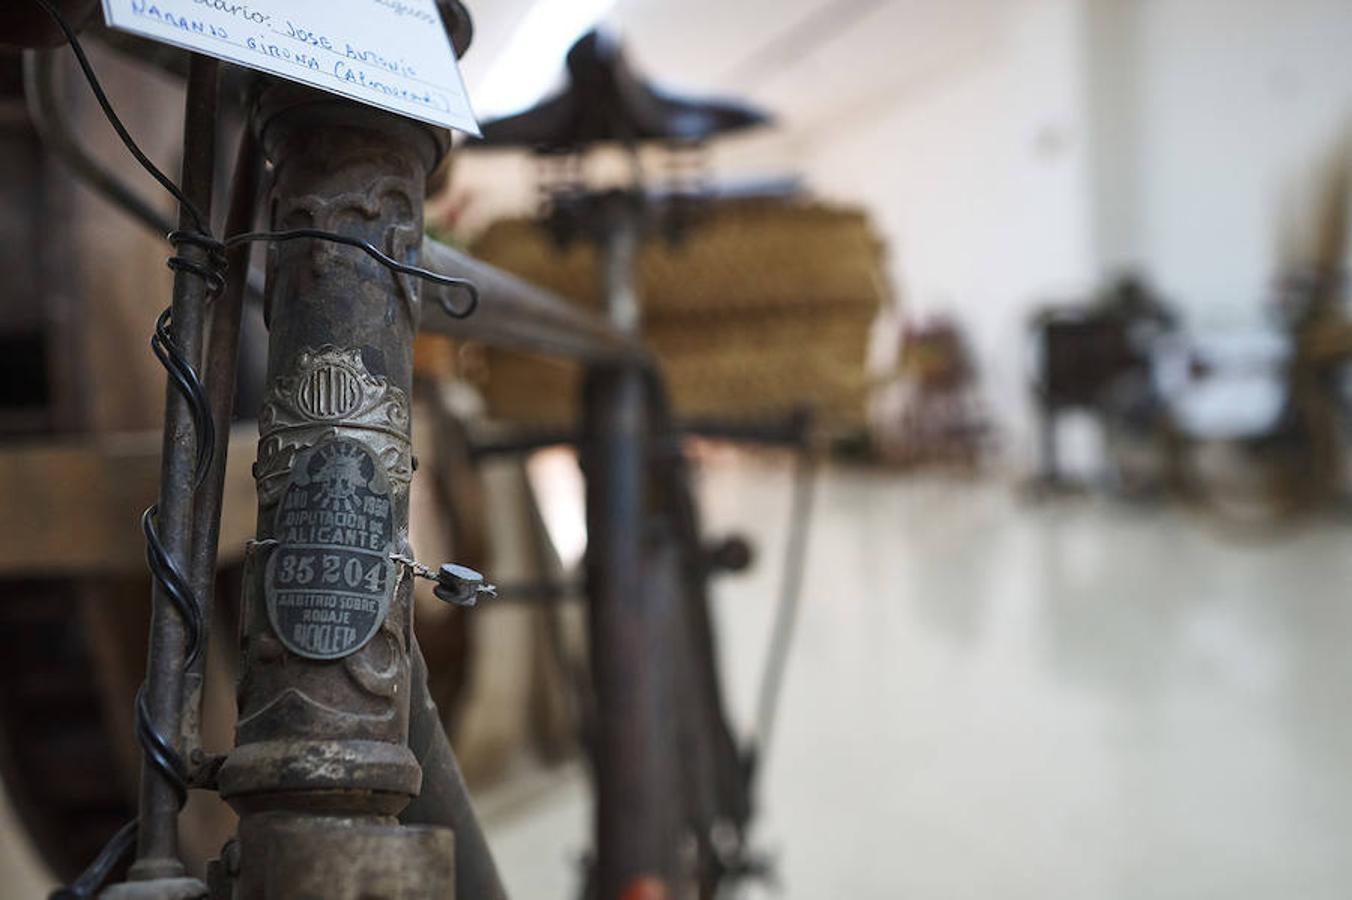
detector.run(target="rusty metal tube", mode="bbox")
[181,128,262,755]
[419,235,649,365]
[131,55,218,881]
[216,83,455,898]
[582,199,683,897]
[402,639,508,900]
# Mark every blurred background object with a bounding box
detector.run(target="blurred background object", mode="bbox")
[453,0,1352,473]
[870,314,990,469]
[1029,273,1179,494]
[466,199,885,430]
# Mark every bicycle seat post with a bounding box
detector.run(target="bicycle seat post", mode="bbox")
[578,181,690,896]
[599,191,645,335]
[210,82,454,898]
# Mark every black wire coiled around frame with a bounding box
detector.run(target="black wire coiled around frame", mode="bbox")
[135,686,191,805]
[141,505,206,673]
[150,308,216,488]
[48,821,138,900]
[166,230,228,297]
[51,232,229,898]
[48,228,226,900]
[30,0,481,895]
[132,226,226,834]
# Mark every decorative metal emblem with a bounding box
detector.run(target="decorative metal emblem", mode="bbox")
[264,439,397,660]
[278,175,423,321]
[255,346,412,506]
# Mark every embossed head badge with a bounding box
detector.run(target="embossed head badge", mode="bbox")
[264,438,398,660]
[310,445,372,510]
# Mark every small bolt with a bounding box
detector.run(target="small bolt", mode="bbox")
[433,563,497,607]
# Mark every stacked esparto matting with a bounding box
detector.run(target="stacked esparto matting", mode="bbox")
[469,201,890,428]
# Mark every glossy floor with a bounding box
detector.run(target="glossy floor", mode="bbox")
[3,460,1348,898]
[482,459,1352,899]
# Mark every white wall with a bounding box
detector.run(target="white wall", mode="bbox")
[799,0,1352,459]
[800,0,1098,459]
[1090,0,1352,325]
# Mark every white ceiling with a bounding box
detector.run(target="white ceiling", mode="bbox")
[458,0,1007,136]
[448,0,1014,232]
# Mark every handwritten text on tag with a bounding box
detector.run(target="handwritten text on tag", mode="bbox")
[100,0,480,135]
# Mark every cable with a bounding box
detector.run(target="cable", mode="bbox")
[225,229,479,317]
[150,307,217,487]
[141,507,205,671]
[26,0,210,233]
[47,821,138,900]
[22,49,177,236]
[135,687,191,805]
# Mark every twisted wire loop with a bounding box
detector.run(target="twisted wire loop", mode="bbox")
[167,229,228,296]
[132,225,227,808]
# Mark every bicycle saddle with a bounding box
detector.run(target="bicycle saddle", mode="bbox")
[475,30,770,149]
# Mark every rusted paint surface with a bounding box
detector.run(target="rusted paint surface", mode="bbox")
[216,83,456,897]
[233,818,454,900]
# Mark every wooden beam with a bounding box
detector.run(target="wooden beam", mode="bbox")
[0,426,257,576]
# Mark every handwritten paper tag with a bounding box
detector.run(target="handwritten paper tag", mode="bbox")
[100,0,480,135]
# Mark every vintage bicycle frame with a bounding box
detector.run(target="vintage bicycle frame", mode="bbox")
[79,54,655,900]
[22,5,788,894]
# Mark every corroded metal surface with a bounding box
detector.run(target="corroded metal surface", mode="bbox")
[232,817,454,900]
[255,347,414,508]
[217,82,455,896]
[418,235,647,365]
[134,55,219,881]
